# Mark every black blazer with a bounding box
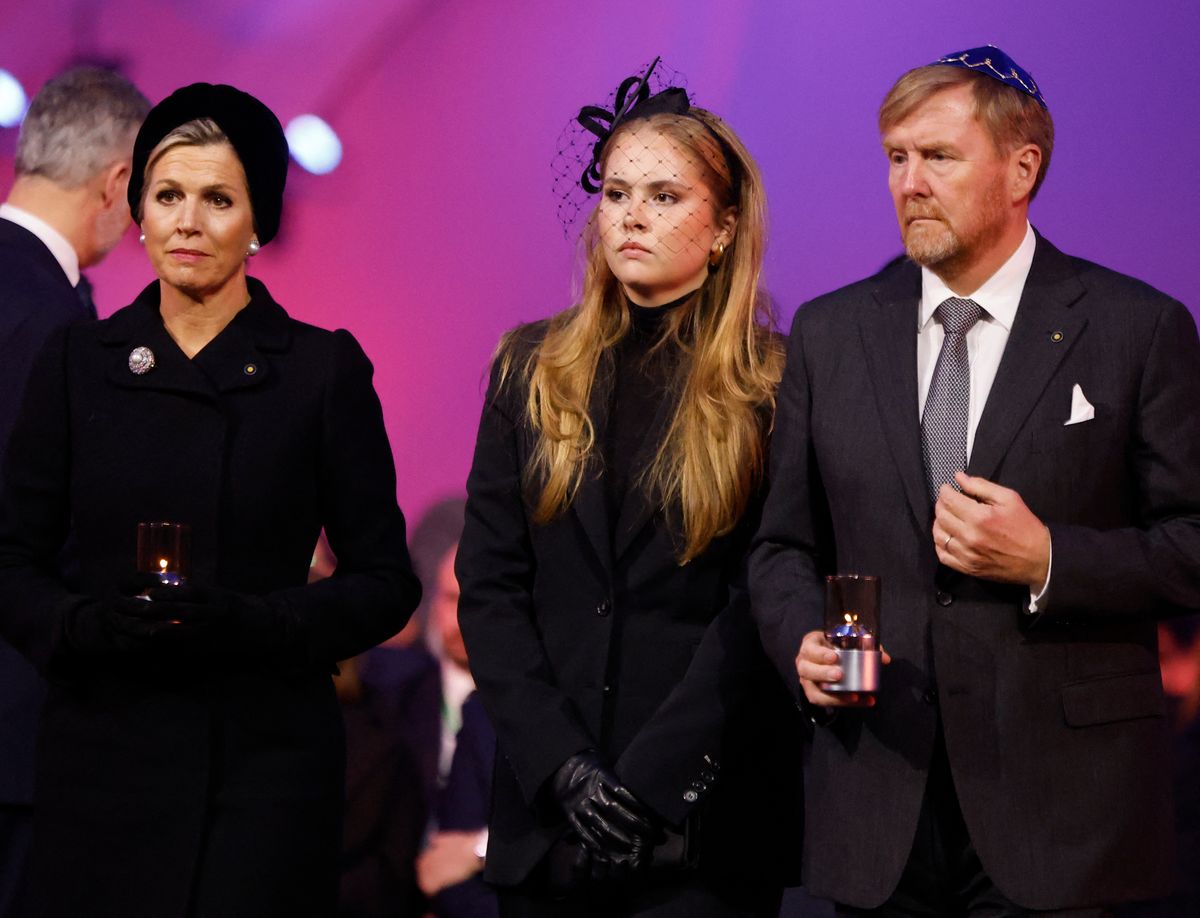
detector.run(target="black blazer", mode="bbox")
[749,236,1200,910]
[456,322,803,893]
[0,279,421,918]
[0,218,89,806]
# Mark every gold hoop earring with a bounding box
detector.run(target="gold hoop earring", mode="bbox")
[708,240,726,271]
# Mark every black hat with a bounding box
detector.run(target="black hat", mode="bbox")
[128,83,289,245]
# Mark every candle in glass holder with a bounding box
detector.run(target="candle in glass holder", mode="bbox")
[824,575,882,694]
[830,612,878,651]
[136,522,191,588]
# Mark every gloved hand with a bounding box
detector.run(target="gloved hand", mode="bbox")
[136,583,302,664]
[62,595,186,657]
[550,751,657,876]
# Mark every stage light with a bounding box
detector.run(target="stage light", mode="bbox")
[0,70,28,128]
[285,114,342,175]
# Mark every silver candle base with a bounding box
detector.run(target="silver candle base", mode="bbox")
[826,648,881,693]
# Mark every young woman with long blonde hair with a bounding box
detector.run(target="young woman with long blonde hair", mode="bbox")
[456,60,803,917]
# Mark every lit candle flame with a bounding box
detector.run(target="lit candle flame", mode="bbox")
[843,611,859,624]
[159,558,169,571]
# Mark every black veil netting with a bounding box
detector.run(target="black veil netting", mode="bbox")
[550,57,692,238]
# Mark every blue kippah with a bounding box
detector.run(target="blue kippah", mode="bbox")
[932,45,1047,109]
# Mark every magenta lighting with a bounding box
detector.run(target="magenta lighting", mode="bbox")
[285,113,342,174]
[0,70,27,127]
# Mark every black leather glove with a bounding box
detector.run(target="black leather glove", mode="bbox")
[550,751,657,875]
[62,595,185,657]
[137,583,303,665]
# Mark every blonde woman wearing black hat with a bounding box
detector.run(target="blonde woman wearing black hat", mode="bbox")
[0,83,421,917]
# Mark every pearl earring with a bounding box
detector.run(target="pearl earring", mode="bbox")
[138,233,146,245]
[247,239,261,257]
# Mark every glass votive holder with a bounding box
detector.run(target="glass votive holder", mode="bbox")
[824,574,882,694]
[136,521,191,588]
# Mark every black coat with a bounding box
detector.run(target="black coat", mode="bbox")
[0,218,90,808]
[749,237,1200,909]
[0,279,421,918]
[456,321,803,899]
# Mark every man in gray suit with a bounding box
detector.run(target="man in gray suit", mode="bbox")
[0,67,147,917]
[750,46,1200,915]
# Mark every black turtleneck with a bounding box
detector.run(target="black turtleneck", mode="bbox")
[601,292,691,528]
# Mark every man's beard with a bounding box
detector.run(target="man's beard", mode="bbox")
[901,179,1007,276]
[903,213,961,267]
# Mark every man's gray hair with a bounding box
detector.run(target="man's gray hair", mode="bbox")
[15,67,150,188]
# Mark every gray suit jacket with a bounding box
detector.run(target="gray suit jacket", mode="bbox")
[750,234,1200,910]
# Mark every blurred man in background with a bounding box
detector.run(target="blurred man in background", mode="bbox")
[0,66,148,918]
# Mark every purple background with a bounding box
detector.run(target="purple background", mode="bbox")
[2,0,1197,521]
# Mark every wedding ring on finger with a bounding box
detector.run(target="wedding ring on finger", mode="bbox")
[943,534,954,550]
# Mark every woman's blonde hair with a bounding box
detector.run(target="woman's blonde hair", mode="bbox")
[135,118,231,221]
[497,108,782,563]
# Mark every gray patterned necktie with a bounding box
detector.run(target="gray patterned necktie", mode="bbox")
[922,296,983,502]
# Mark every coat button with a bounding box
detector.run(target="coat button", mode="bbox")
[935,590,954,607]
[682,789,699,803]
[922,688,938,705]
[595,599,611,616]
[243,363,257,376]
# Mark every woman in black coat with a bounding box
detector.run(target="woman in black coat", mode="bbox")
[0,84,420,918]
[456,60,804,917]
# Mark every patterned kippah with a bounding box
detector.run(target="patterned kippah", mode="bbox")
[933,45,1047,109]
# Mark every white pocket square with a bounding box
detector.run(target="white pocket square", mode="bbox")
[1064,383,1095,426]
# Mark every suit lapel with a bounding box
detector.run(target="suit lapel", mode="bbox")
[968,237,1087,481]
[570,352,615,575]
[859,258,930,528]
[569,341,680,567]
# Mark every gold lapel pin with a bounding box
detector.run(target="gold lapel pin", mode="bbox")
[1050,331,1064,343]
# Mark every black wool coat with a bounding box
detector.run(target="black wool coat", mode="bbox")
[456,322,804,899]
[0,278,421,918]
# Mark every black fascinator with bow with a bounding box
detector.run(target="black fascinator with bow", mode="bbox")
[575,57,690,193]
[551,57,691,235]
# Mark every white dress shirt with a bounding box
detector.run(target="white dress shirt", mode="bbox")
[438,660,476,784]
[917,222,1036,456]
[915,223,1050,608]
[0,202,81,286]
